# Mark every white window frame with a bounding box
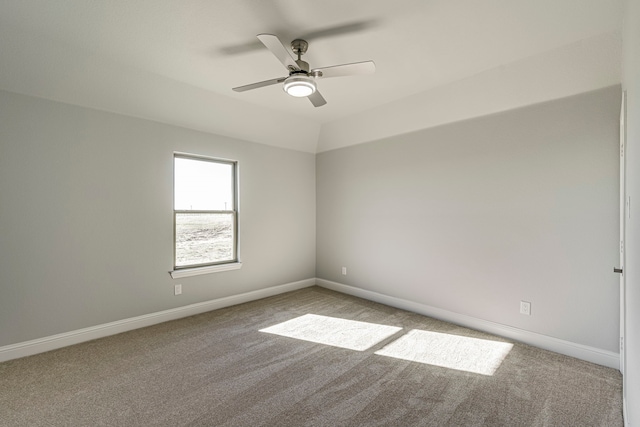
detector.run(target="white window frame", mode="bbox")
[170,153,241,278]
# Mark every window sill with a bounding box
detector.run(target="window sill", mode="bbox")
[170,262,242,279]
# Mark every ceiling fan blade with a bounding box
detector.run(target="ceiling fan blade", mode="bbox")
[219,20,379,57]
[233,77,286,92]
[311,61,375,78]
[308,91,327,108]
[301,20,379,41]
[257,34,300,72]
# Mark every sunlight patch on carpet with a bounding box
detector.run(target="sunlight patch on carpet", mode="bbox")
[375,329,513,375]
[259,314,402,351]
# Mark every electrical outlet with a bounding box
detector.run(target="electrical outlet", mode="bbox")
[174,284,182,296]
[520,301,531,316]
[341,266,347,275]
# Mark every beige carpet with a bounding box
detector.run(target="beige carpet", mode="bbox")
[0,286,623,426]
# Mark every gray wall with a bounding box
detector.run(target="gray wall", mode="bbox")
[317,86,620,352]
[623,0,640,421]
[0,82,625,370]
[0,90,316,347]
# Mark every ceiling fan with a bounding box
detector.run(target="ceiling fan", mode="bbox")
[232,34,375,107]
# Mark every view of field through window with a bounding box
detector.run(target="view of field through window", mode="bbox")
[174,156,236,267]
[175,213,234,267]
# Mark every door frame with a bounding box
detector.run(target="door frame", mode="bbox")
[619,90,627,376]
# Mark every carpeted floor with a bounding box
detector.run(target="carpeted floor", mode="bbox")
[0,286,623,426]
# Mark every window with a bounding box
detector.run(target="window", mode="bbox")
[173,154,239,275]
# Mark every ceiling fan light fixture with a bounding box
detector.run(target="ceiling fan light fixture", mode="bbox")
[283,74,316,97]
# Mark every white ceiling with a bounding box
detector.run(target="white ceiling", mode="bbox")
[0,0,623,153]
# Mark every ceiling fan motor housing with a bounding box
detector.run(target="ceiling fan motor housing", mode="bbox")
[293,60,310,73]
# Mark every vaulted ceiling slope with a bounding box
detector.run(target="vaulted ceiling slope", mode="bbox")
[0,0,622,153]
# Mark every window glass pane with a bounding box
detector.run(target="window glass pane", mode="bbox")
[175,213,234,266]
[174,157,233,211]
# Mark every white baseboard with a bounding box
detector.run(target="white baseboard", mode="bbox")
[624,397,628,427]
[0,278,315,363]
[316,279,620,370]
[1,278,620,370]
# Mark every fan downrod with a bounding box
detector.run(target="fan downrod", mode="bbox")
[290,39,310,72]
